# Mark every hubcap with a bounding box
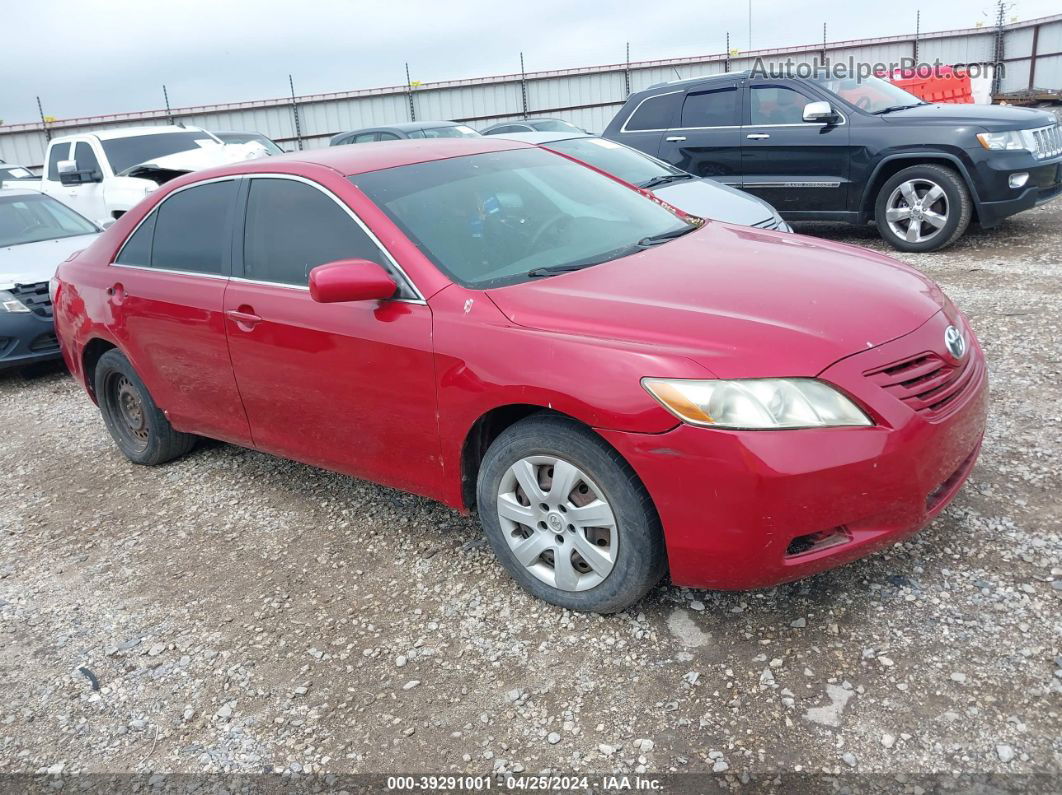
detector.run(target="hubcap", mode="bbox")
[496,455,617,592]
[885,179,949,244]
[111,374,149,451]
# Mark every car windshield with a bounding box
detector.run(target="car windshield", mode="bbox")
[531,120,581,133]
[101,132,220,174]
[351,148,691,288]
[545,137,683,187]
[421,125,480,139]
[0,193,98,247]
[808,75,925,114]
[215,132,285,155]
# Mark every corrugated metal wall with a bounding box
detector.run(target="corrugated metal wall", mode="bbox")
[3,14,1060,169]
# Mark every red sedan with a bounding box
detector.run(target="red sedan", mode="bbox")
[53,138,987,613]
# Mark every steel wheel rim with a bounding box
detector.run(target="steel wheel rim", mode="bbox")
[885,178,949,244]
[110,374,150,453]
[496,455,618,592]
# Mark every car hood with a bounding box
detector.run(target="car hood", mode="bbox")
[881,102,1056,129]
[652,178,777,226]
[0,233,99,289]
[485,222,945,379]
[120,141,269,182]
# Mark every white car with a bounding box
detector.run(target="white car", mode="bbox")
[0,188,100,369]
[36,125,267,225]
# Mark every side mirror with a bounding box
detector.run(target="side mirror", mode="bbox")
[802,101,838,124]
[309,259,397,303]
[58,159,102,185]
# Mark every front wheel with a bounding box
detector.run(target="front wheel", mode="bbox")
[874,164,972,252]
[476,415,666,613]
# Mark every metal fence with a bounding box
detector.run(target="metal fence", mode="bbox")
[2,13,1060,169]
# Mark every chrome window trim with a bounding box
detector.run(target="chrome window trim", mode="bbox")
[111,174,239,271]
[110,173,428,305]
[242,172,426,303]
[618,90,684,134]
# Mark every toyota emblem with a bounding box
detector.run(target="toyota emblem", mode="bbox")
[944,325,966,360]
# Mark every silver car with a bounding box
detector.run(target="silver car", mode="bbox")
[491,131,791,232]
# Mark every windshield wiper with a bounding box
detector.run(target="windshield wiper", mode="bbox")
[872,102,927,115]
[637,223,699,247]
[639,173,694,190]
[526,263,597,278]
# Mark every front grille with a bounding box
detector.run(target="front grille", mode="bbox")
[9,281,52,318]
[1029,124,1062,159]
[864,350,981,420]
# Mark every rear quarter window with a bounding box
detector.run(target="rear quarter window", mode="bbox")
[624,93,680,131]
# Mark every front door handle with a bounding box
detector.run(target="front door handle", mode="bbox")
[225,307,262,330]
[746,133,771,140]
[664,136,686,142]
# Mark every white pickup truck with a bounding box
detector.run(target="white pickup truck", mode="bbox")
[33,125,266,225]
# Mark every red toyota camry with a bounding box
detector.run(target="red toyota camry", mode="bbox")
[53,138,987,613]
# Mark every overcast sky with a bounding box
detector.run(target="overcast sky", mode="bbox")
[3,0,1057,124]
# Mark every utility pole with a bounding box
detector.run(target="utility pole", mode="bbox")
[519,52,529,119]
[725,32,730,73]
[821,23,828,68]
[288,75,304,151]
[914,10,920,65]
[37,96,51,141]
[992,0,1011,97]
[748,0,752,51]
[624,42,631,97]
[405,63,416,122]
[163,85,174,125]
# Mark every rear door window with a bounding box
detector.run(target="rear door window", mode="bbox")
[624,93,680,131]
[149,180,236,274]
[680,87,739,128]
[242,178,388,287]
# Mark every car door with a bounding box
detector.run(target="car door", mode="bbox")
[739,81,851,212]
[223,174,442,497]
[68,141,108,223]
[656,81,743,185]
[110,178,253,445]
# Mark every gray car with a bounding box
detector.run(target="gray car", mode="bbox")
[490,131,791,231]
[330,121,480,146]
[481,118,586,135]
[1,189,100,369]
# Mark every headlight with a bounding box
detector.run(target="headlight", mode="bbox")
[0,290,31,313]
[642,377,872,430]
[976,131,1027,152]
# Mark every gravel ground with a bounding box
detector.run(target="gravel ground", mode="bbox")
[1,203,1060,785]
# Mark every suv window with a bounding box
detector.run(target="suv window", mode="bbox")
[242,178,386,286]
[151,180,236,273]
[680,87,738,128]
[750,86,810,125]
[377,132,400,141]
[73,142,102,177]
[353,132,378,144]
[625,93,679,131]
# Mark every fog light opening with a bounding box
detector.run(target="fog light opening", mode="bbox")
[1009,172,1029,189]
[785,527,851,558]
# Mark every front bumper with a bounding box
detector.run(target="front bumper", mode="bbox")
[0,308,60,370]
[970,151,1062,227]
[599,312,988,590]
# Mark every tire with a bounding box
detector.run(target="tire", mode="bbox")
[476,414,666,613]
[874,164,972,253]
[94,349,196,466]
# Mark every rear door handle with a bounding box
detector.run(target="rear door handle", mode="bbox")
[746,133,771,140]
[225,308,262,330]
[665,136,686,142]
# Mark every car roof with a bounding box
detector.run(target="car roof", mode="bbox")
[54,125,210,143]
[487,131,591,145]
[215,137,533,178]
[645,70,752,91]
[344,121,468,135]
[0,187,48,198]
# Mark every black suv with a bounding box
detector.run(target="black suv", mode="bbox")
[603,72,1062,251]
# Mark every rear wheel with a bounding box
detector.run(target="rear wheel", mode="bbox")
[874,164,971,252]
[476,414,666,613]
[94,349,195,465]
